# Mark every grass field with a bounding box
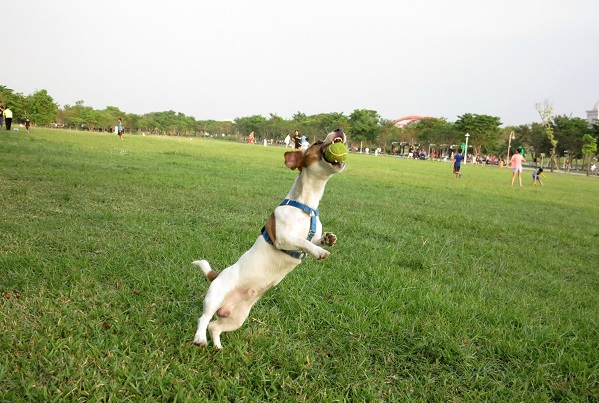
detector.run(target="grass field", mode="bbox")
[1,128,598,401]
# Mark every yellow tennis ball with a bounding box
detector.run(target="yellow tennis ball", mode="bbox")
[324,142,348,163]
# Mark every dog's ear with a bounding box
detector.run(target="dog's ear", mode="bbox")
[284,151,303,170]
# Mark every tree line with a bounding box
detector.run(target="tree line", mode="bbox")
[2,85,598,172]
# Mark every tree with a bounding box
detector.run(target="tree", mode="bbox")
[535,100,559,171]
[60,104,75,128]
[581,134,598,176]
[552,115,590,163]
[290,112,313,138]
[454,113,502,156]
[61,100,109,131]
[378,120,403,152]
[96,109,114,131]
[137,114,154,133]
[196,119,233,137]
[125,112,140,133]
[23,89,58,126]
[348,109,380,145]
[292,112,307,122]
[512,123,551,160]
[263,113,289,141]
[0,86,27,123]
[79,106,100,130]
[412,118,456,147]
[61,100,99,130]
[311,112,348,137]
[234,115,267,138]
[508,125,530,156]
[147,110,180,135]
[591,121,599,138]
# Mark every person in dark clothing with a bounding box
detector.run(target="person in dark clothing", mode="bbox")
[293,130,301,150]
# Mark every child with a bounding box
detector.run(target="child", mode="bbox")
[510,149,526,187]
[532,168,546,186]
[452,149,464,179]
[117,118,124,140]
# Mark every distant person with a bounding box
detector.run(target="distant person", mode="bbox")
[25,116,31,133]
[532,168,546,186]
[510,149,526,187]
[248,131,254,144]
[3,106,13,130]
[293,130,301,150]
[0,101,4,128]
[284,133,291,148]
[117,118,124,140]
[301,135,310,150]
[452,149,464,179]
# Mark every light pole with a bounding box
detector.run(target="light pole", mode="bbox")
[464,133,470,164]
[507,131,515,164]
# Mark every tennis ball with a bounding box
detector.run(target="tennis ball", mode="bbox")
[324,142,348,163]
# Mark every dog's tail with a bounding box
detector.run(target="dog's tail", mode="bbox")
[192,260,219,282]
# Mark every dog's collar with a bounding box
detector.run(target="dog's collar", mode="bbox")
[262,199,319,260]
[280,198,319,218]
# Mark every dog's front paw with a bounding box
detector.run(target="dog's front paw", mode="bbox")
[315,249,331,260]
[321,232,337,247]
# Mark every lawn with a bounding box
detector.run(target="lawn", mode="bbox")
[1,128,598,401]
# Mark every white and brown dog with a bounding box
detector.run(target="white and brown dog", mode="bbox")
[193,129,346,349]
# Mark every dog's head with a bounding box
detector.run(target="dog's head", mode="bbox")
[284,129,347,174]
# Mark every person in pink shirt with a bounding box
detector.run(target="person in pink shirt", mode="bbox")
[510,148,526,187]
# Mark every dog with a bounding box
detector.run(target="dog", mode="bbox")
[193,129,347,349]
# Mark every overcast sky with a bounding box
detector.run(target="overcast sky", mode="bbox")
[4,0,598,126]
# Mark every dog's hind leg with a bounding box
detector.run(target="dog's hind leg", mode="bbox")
[193,281,230,347]
[194,292,223,347]
[208,298,255,349]
[193,312,213,347]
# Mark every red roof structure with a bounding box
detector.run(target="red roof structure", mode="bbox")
[392,115,432,127]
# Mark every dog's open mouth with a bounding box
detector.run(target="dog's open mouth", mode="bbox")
[323,137,346,166]
[321,128,347,167]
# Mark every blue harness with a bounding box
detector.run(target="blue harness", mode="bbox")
[261,198,319,260]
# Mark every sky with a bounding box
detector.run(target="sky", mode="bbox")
[4,0,599,127]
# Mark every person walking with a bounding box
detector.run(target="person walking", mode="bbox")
[510,149,526,187]
[3,106,13,131]
[284,133,291,148]
[0,101,4,128]
[452,148,464,180]
[25,116,31,133]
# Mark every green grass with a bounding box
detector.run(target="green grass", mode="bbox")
[1,128,598,401]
